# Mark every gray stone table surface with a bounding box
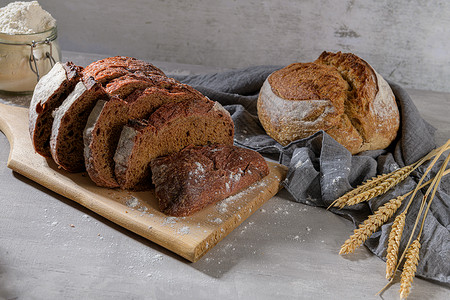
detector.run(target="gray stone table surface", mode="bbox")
[0,51,449,300]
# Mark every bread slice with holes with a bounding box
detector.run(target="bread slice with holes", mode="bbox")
[114,98,235,190]
[50,77,108,172]
[83,76,208,188]
[150,144,269,217]
[29,62,83,157]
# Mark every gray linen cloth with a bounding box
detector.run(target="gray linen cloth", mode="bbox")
[174,66,450,284]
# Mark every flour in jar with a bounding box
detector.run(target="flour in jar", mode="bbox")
[0,1,56,34]
[0,1,60,92]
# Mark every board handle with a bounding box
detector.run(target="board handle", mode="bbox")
[0,103,31,166]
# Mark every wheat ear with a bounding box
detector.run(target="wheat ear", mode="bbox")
[341,166,414,208]
[399,238,421,299]
[385,211,407,279]
[339,195,404,255]
[327,172,393,210]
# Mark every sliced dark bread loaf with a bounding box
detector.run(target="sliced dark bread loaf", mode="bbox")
[29,62,83,157]
[114,98,234,190]
[83,56,166,85]
[50,77,108,172]
[150,144,269,217]
[83,76,207,188]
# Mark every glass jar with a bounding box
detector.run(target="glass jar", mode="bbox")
[0,26,61,94]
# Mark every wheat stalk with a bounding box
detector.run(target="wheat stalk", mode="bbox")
[399,238,421,299]
[339,195,404,255]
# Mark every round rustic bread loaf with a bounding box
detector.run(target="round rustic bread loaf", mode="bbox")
[257,51,400,154]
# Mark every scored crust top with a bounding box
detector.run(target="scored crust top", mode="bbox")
[82,56,166,84]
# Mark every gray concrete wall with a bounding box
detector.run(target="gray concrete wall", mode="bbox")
[3,0,449,92]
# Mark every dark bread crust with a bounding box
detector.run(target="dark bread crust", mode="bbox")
[82,56,166,84]
[151,144,269,217]
[113,98,235,190]
[257,51,400,154]
[29,62,83,157]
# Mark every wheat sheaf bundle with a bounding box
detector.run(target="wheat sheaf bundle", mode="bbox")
[332,139,450,299]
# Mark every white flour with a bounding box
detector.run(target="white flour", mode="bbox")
[0,1,56,34]
[0,1,61,92]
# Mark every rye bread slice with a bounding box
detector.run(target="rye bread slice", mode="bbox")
[29,62,83,157]
[150,144,269,217]
[83,76,206,188]
[113,98,234,190]
[50,77,107,172]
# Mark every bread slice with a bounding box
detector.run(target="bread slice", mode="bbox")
[150,144,269,217]
[29,62,83,157]
[114,99,235,190]
[50,77,108,172]
[82,56,166,85]
[83,76,208,188]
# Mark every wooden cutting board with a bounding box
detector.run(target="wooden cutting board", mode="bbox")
[0,102,287,262]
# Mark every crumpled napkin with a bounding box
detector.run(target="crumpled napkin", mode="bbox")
[174,66,450,283]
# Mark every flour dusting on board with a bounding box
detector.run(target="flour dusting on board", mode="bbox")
[211,217,223,224]
[124,196,152,216]
[214,178,269,215]
[126,196,139,208]
[178,226,190,235]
